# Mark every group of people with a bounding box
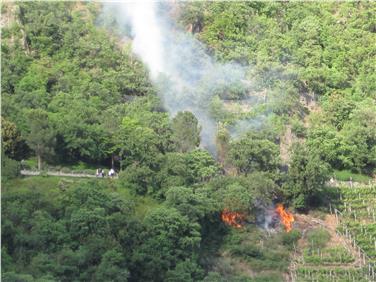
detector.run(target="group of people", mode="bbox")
[96,168,116,178]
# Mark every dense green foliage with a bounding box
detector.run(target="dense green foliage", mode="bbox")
[228,132,280,175]
[2,2,153,165]
[24,109,56,170]
[2,183,135,281]
[1,117,27,160]
[282,143,330,210]
[180,2,375,97]
[2,1,375,281]
[179,1,376,175]
[307,99,376,174]
[1,153,20,181]
[171,112,201,153]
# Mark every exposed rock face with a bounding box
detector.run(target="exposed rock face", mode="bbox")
[1,2,30,53]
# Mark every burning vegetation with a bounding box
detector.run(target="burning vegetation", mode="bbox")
[275,204,295,232]
[221,209,246,228]
[221,204,295,232]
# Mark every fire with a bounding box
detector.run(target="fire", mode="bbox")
[275,204,294,232]
[221,209,245,228]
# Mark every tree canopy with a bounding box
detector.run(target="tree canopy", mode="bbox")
[2,1,375,281]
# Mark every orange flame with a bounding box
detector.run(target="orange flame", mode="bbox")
[221,209,246,228]
[275,204,294,232]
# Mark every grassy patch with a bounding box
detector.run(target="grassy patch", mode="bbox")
[212,226,292,279]
[22,158,98,174]
[2,176,161,218]
[23,157,38,170]
[306,228,331,248]
[333,169,372,183]
[2,175,66,194]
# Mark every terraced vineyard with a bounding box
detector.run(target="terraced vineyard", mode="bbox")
[333,185,376,281]
[335,187,376,260]
[296,268,368,282]
[292,230,369,281]
[290,209,373,282]
[302,246,355,264]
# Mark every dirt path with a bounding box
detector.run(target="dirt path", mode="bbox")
[20,170,118,179]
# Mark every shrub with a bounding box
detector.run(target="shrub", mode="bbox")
[61,167,71,173]
[23,158,38,170]
[119,163,155,195]
[1,154,20,180]
[230,244,263,259]
[306,228,330,248]
[291,117,306,138]
[281,229,301,248]
[2,272,34,282]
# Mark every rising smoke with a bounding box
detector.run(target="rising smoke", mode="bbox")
[101,2,249,155]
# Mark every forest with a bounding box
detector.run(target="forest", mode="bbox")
[1,2,375,282]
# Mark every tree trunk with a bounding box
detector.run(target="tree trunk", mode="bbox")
[37,154,42,170]
[111,154,115,169]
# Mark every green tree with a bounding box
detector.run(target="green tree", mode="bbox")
[171,111,201,153]
[1,152,21,182]
[24,109,55,170]
[215,123,231,165]
[155,153,189,192]
[221,183,252,212]
[119,163,155,195]
[228,134,280,175]
[165,186,215,221]
[186,149,219,183]
[245,172,279,207]
[99,105,124,168]
[321,93,356,130]
[307,124,341,168]
[166,259,204,282]
[283,143,330,210]
[2,272,35,282]
[1,117,27,160]
[95,249,129,282]
[114,116,160,169]
[338,103,376,173]
[132,207,201,282]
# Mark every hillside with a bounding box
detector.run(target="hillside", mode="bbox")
[1,2,375,282]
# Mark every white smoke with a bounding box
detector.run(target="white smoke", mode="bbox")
[120,2,164,79]
[102,2,248,155]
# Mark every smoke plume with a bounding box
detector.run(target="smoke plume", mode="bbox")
[101,2,248,155]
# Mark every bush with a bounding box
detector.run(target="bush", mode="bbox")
[23,158,38,170]
[281,229,301,248]
[213,81,248,100]
[2,272,34,282]
[53,165,62,171]
[306,228,330,248]
[230,244,263,259]
[291,117,306,138]
[61,167,71,173]
[119,163,155,195]
[1,154,20,180]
